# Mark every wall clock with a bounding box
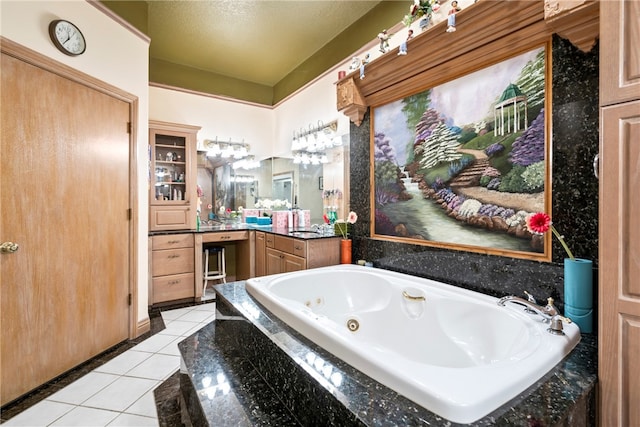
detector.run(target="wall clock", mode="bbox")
[48,19,86,56]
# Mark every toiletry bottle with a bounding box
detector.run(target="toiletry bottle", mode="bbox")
[298,209,305,229]
[287,209,293,231]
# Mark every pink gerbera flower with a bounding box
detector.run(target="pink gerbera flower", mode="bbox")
[526,212,550,235]
[526,212,575,260]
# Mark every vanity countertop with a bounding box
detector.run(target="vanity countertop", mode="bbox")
[149,223,337,240]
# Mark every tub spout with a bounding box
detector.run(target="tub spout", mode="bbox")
[497,295,558,321]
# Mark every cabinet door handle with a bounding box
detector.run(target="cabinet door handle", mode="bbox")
[294,245,303,250]
[168,279,181,285]
[168,240,180,244]
[168,254,180,259]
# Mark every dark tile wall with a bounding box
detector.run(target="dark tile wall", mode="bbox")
[349,36,599,317]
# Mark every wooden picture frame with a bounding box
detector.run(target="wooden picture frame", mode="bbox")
[371,43,551,261]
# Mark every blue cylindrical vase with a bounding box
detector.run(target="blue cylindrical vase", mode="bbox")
[563,258,593,333]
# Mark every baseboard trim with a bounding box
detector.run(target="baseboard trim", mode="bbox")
[136,318,151,338]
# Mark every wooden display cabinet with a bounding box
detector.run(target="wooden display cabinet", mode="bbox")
[149,120,200,231]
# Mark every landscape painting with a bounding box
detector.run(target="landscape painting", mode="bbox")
[372,44,550,260]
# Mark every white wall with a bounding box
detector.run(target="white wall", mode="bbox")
[149,88,274,161]
[1,0,150,325]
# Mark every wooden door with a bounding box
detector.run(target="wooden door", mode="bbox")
[1,52,131,405]
[599,101,640,426]
[265,248,284,275]
[283,253,306,273]
[599,1,640,425]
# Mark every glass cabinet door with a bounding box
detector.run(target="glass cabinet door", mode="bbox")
[152,133,188,203]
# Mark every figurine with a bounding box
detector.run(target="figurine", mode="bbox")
[446,0,461,32]
[349,56,360,71]
[377,29,391,53]
[398,29,414,55]
[360,53,370,80]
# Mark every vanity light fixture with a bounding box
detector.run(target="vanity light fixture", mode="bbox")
[204,138,251,160]
[232,156,260,170]
[291,120,338,165]
[232,175,256,183]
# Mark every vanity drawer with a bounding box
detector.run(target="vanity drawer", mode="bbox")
[202,230,249,243]
[152,233,194,250]
[292,239,306,257]
[274,235,294,253]
[265,233,275,248]
[152,247,194,276]
[152,273,194,303]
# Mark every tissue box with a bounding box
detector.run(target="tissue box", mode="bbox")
[271,211,289,229]
[242,209,259,222]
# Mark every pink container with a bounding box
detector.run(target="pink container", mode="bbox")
[242,209,259,222]
[272,211,289,229]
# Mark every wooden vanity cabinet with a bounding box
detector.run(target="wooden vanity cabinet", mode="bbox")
[150,233,195,304]
[149,120,200,231]
[265,234,340,275]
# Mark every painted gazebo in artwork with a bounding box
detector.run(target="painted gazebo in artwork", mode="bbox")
[494,83,528,136]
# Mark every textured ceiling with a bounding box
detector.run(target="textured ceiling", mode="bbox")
[145,1,383,86]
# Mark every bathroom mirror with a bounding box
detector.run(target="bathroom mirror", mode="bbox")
[197,139,349,225]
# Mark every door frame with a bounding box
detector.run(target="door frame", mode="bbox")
[1,37,140,339]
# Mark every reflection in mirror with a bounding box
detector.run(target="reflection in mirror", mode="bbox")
[197,137,349,225]
[272,172,293,203]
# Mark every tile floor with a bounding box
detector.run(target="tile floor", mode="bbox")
[1,295,216,427]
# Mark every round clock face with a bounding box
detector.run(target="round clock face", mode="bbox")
[49,20,86,56]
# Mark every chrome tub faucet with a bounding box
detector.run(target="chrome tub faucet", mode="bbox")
[498,293,571,335]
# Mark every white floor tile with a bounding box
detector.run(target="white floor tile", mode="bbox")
[94,351,152,375]
[193,302,216,312]
[159,320,201,336]
[125,353,179,381]
[123,390,158,418]
[50,406,119,426]
[131,333,180,353]
[159,307,194,321]
[46,372,120,405]
[156,336,184,357]
[108,413,158,426]
[174,309,215,324]
[82,376,159,412]
[2,400,75,426]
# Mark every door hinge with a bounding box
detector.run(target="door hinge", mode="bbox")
[127,122,132,134]
[128,293,132,306]
[127,208,132,220]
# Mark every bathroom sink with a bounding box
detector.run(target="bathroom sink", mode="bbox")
[288,231,323,239]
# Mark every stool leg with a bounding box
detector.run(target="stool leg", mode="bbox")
[219,249,226,284]
[203,249,209,295]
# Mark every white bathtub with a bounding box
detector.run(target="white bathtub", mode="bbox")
[245,265,581,424]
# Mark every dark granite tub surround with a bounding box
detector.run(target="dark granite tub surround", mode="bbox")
[178,281,597,426]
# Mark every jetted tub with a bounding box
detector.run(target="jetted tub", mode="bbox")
[245,264,581,424]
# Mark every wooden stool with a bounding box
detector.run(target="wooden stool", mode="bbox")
[203,246,226,295]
